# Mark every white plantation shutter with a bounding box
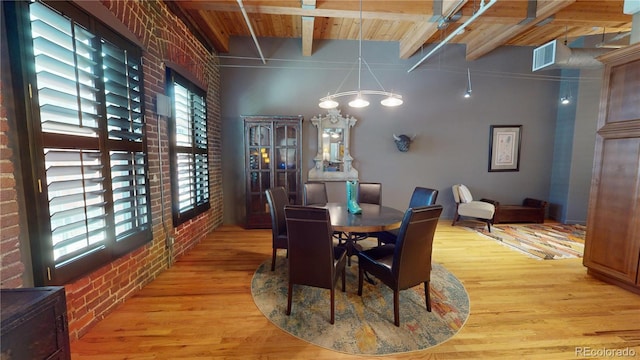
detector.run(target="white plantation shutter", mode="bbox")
[110,151,149,240]
[169,71,209,225]
[103,41,144,142]
[26,1,151,284]
[46,149,107,263]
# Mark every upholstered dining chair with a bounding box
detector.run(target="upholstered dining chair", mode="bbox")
[357,204,443,327]
[265,187,289,271]
[377,186,439,245]
[357,182,382,205]
[451,184,496,232]
[284,205,347,324]
[303,182,328,205]
[350,182,383,243]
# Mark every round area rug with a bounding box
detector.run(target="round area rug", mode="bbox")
[251,256,470,355]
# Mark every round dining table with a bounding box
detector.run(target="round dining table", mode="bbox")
[320,202,405,264]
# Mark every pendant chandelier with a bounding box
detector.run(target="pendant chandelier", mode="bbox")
[318,0,403,109]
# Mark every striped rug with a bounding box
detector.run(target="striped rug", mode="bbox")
[469,223,586,260]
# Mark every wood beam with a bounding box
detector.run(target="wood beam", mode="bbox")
[164,1,221,52]
[301,0,316,56]
[178,2,432,22]
[465,0,577,61]
[399,0,468,59]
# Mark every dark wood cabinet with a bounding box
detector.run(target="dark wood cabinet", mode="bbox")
[243,115,303,228]
[1,287,71,360]
[583,43,640,294]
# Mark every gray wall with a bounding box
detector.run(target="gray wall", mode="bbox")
[220,37,589,226]
[548,37,603,225]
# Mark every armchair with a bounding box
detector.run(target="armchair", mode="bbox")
[451,184,495,232]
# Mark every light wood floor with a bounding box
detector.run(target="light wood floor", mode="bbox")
[71,221,640,359]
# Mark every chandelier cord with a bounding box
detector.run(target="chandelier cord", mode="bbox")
[318,0,403,108]
[361,58,387,92]
[357,0,363,93]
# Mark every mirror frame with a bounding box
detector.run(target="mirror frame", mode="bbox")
[308,109,359,181]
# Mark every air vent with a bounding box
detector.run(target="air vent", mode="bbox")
[533,40,564,71]
[532,39,606,71]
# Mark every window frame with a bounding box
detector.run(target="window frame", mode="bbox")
[4,0,152,285]
[166,69,210,226]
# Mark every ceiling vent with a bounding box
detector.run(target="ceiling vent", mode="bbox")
[532,39,610,72]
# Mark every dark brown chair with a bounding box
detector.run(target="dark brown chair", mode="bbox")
[357,182,382,205]
[377,187,439,245]
[265,187,289,271]
[284,205,347,324]
[351,182,382,243]
[303,182,328,205]
[357,204,443,327]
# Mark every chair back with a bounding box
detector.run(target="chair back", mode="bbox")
[452,184,473,204]
[408,187,439,208]
[303,182,328,205]
[284,205,336,289]
[392,205,443,290]
[266,187,289,241]
[358,182,382,205]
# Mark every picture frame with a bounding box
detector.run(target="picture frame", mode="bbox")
[488,125,522,172]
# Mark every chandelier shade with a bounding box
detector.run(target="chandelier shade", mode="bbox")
[319,90,403,109]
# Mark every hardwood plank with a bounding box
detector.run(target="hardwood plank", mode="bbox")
[71,222,640,359]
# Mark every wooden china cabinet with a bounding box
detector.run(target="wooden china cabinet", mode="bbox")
[243,115,303,228]
[583,42,640,294]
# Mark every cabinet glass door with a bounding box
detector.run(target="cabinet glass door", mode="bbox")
[275,123,300,204]
[244,116,303,228]
[247,124,272,218]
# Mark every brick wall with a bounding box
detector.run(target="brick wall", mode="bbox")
[0,0,223,340]
[0,46,25,289]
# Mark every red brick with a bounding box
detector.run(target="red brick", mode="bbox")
[1,262,25,284]
[1,277,22,288]
[1,248,22,264]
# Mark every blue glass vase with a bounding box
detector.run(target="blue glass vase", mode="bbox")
[346,180,362,214]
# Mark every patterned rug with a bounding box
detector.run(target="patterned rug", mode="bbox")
[251,257,470,355]
[468,223,586,260]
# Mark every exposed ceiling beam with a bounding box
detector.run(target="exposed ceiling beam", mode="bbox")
[301,0,316,56]
[164,1,219,52]
[399,0,468,59]
[178,2,432,23]
[465,0,577,60]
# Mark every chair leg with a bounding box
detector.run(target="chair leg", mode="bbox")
[271,248,277,271]
[486,219,492,232]
[286,283,293,315]
[424,281,431,312]
[452,213,460,226]
[341,267,346,292]
[393,289,400,327]
[357,266,364,296]
[330,288,335,324]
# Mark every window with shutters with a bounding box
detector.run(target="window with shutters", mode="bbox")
[5,1,152,285]
[167,70,210,226]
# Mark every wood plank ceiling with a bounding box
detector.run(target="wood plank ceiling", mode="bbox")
[167,0,633,62]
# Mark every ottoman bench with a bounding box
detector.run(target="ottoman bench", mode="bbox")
[481,198,548,224]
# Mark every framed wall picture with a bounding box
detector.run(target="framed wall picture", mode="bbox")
[488,125,522,172]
